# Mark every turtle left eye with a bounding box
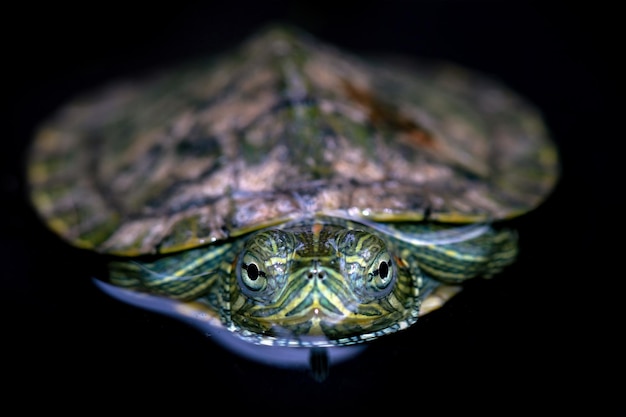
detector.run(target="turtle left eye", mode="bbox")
[378,261,390,279]
[368,256,394,294]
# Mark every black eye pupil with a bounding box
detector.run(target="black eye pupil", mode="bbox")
[246,263,259,280]
[379,261,389,279]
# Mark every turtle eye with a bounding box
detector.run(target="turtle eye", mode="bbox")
[241,261,266,291]
[337,230,396,300]
[368,255,394,293]
[236,230,292,302]
[378,261,389,280]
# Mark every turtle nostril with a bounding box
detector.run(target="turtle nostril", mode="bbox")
[307,271,325,279]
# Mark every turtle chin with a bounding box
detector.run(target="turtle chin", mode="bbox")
[268,305,354,339]
[232,299,403,347]
[232,307,339,343]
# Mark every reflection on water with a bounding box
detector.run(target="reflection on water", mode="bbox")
[94,278,366,380]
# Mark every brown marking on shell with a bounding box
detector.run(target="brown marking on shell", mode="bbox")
[341,79,437,149]
[27,26,559,256]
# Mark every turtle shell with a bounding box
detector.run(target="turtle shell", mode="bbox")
[27,25,558,257]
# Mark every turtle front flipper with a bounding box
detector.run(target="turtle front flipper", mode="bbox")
[419,284,463,316]
[389,223,518,315]
[108,241,238,301]
[391,223,518,284]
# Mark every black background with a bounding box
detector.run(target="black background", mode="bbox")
[2,1,623,413]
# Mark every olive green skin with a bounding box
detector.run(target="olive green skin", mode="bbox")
[108,217,516,347]
[27,26,558,347]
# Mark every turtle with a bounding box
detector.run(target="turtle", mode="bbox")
[27,25,558,369]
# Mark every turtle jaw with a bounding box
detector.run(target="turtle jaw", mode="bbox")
[231,268,405,343]
[230,223,422,345]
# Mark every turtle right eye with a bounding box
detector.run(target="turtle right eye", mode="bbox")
[245,263,259,280]
[240,261,267,291]
[236,229,293,302]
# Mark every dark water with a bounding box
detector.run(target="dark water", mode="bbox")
[2,2,622,413]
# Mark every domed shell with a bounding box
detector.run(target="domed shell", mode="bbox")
[27,26,558,256]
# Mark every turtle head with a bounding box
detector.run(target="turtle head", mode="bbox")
[230,223,421,346]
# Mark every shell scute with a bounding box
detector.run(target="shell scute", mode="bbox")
[28,26,558,256]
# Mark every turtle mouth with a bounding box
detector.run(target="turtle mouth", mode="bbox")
[234,274,396,339]
[248,276,355,325]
